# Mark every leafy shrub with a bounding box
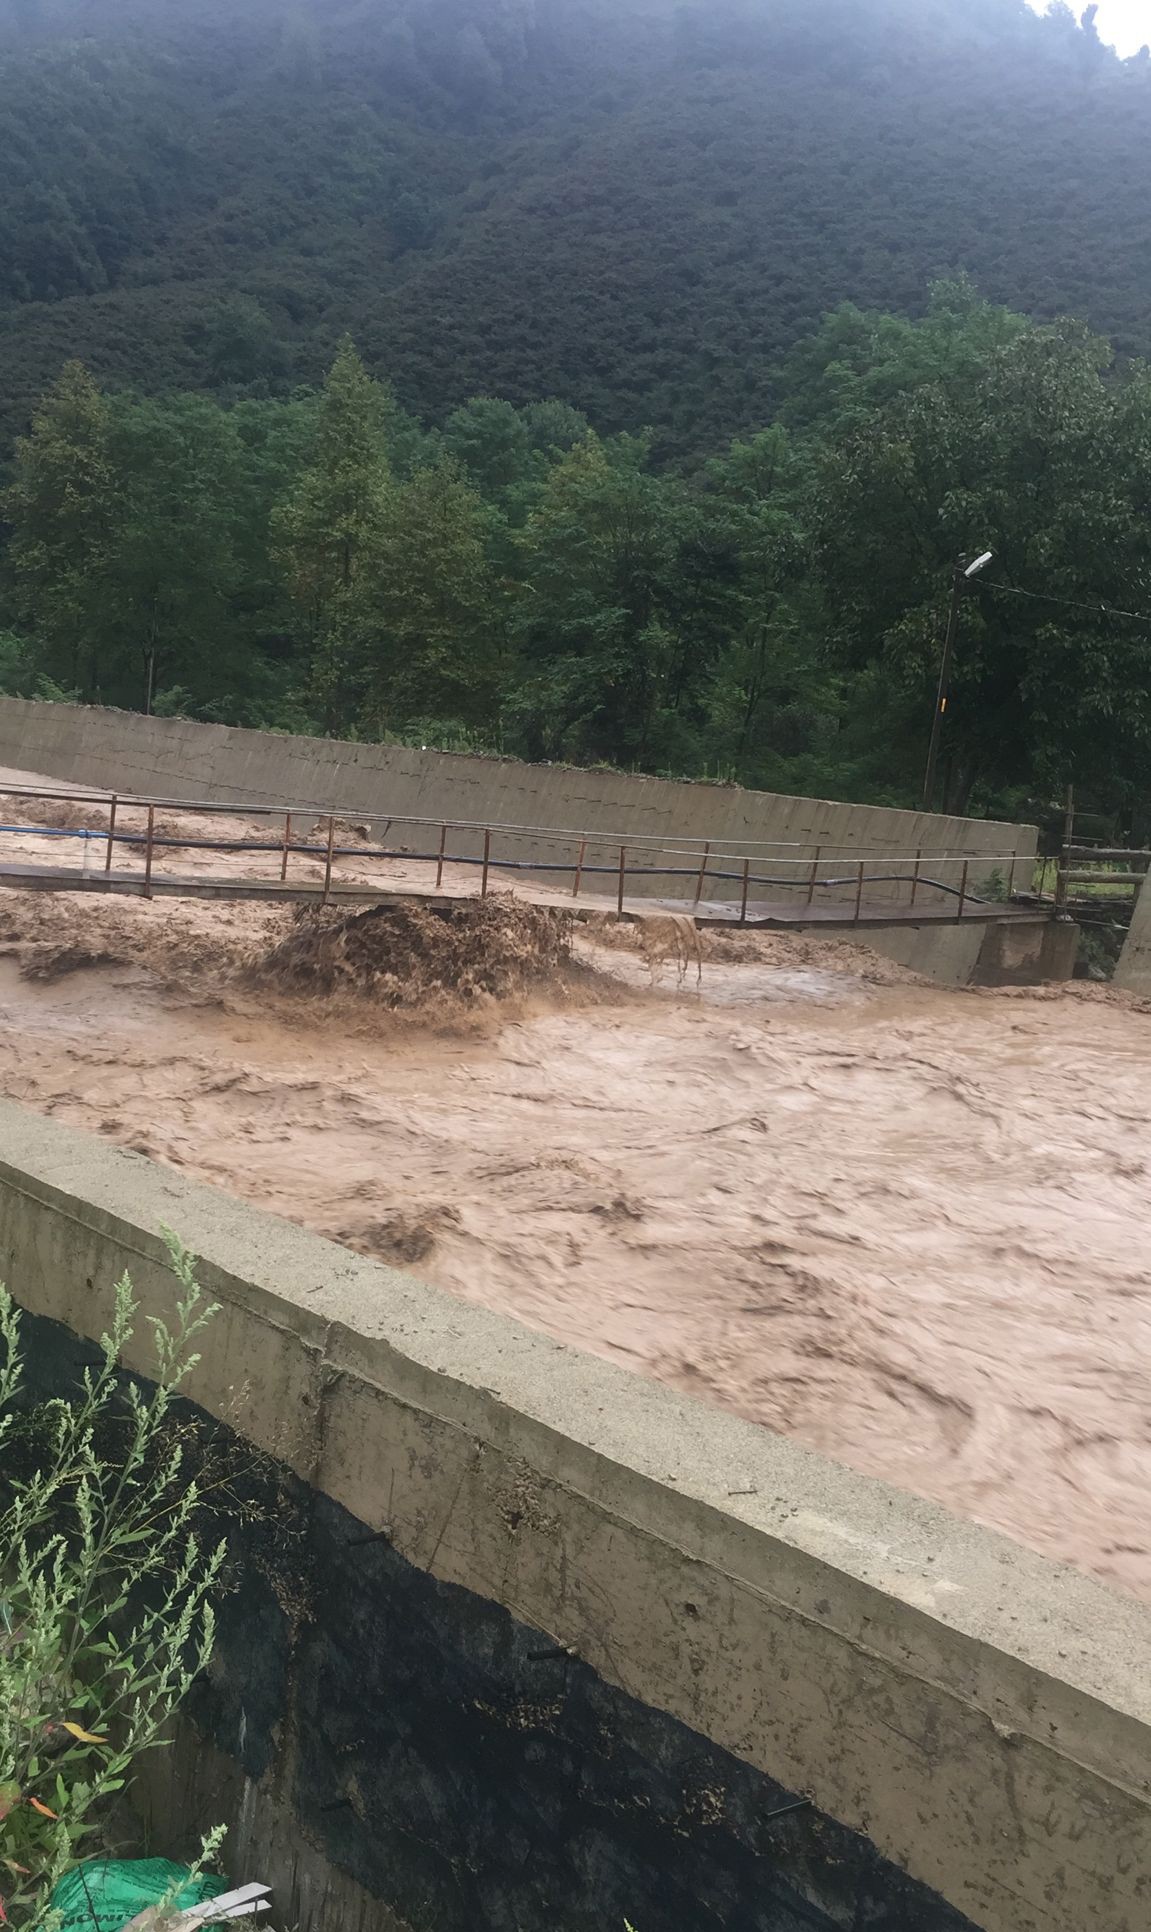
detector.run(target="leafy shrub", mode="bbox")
[0,1238,225,1928]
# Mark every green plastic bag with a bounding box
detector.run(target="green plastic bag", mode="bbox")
[49,1859,228,1932]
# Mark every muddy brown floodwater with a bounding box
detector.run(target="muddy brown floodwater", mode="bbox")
[0,785,1149,1603]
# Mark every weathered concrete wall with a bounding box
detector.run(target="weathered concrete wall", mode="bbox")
[1116,876,1151,992]
[973,917,1081,987]
[1,1104,1148,1932]
[842,918,990,986]
[794,916,1072,991]
[0,697,1036,903]
[0,696,1043,984]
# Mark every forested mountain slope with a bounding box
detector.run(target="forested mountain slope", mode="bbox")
[0,0,1147,455]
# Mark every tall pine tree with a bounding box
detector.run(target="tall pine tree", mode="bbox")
[515,433,686,765]
[4,361,118,698]
[271,339,391,733]
[365,456,503,732]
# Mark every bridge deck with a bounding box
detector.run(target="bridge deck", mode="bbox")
[0,857,1050,931]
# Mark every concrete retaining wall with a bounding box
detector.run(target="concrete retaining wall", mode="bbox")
[0,698,1036,925]
[1,1104,1148,1932]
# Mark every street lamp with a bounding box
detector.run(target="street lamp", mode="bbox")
[921,550,994,812]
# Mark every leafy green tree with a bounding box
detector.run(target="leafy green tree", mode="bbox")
[5,372,290,716]
[702,428,812,768]
[202,296,288,389]
[391,188,440,253]
[815,311,1151,809]
[442,397,532,498]
[199,394,323,725]
[513,433,689,766]
[521,401,592,460]
[3,361,119,697]
[271,340,392,732]
[0,629,77,703]
[104,394,248,712]
[364,457,504,732]
[780,279,1029,436]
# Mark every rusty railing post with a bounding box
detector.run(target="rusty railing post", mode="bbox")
[323,815,336,902]
[481,828,492,898]
[144,805,155,900]
[910,848,922,907]
[280,811,292,882]
[617,845,627,917]
[436,823,447,891]
[806,844,822,906]
[693,841,711,908]
[958,859,969,921]
[105,794,118,874]
[854,859,865,923]
[740,857,751,925]
[573,837,587,900]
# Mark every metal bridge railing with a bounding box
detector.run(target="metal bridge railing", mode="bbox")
[0,784,1032,927]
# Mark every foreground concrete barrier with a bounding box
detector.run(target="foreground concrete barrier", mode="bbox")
[0,1102,1147,1931]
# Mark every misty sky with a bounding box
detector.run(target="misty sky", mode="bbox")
[1026,0,1150,53]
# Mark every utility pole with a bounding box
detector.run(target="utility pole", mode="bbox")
[922,549,993,813]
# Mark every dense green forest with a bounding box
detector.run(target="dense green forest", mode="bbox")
[6,284,1151,826]
[1,0,1150,825]
[0,0,1149,453]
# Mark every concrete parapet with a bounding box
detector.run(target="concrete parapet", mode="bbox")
[0,1104,1147,1930]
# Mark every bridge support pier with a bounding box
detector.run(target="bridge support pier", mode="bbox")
[972,917,1080,987]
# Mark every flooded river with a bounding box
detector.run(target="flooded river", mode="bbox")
[0,866,1148,1604]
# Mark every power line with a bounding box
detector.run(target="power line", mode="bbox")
[988,579,1151,625]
